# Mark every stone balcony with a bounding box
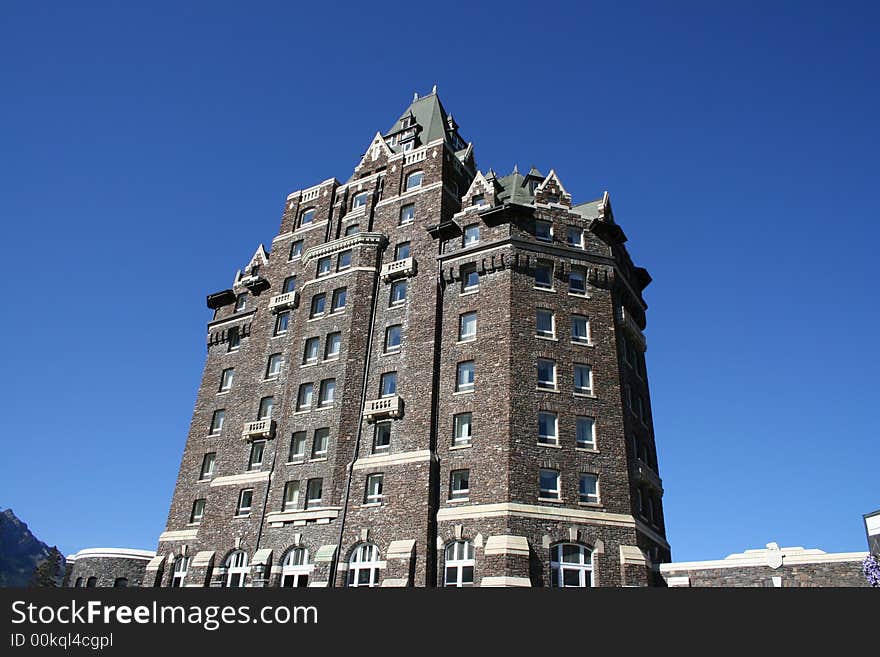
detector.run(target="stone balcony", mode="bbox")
[633,459,663,492]
[240,274,270,295]
[618,306,647,352]
[363,396,404,421]
[380,257,416,282]
[268,291,298,312]
[242,419,276,441]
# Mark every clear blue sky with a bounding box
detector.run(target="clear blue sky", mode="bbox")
[1,1,876,562]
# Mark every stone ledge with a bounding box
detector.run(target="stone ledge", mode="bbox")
[483,535,530,557]
[480,576,532,587]
[210,471,271,487]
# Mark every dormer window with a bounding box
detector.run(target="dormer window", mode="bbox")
[402,140,414,152]
[352,192,368,209]
[546,194,559,204]
[529,180,540,194]
[250,265,260,276]
[401,116,414,128]
[472,194,486,207]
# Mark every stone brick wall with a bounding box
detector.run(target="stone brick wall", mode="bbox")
[66,549,154,588]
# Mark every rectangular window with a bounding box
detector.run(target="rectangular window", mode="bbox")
[463,224,480,246]
[535,220,553,242]
[265,353,283,379]
[567,226,583,248]
[303,337,319,364]
[365,473,384,504]
[318,379,336,406]
[395,242,410,260]
[337,250,352,270]
[325,332,341,359]
[574,364,593,395]
[472,194,486,207]
[310,294,326,318]
[352,191,368,209]
[536,309,555,338]
[283,276,297,293]
[450,470,470,500]
[399,204,415,225]
[331,287,347,312]
[234,294,247,312]
[461,265,479,292]
[209,409,225,435]
[305,478,323,508]
[458,312,477,341]
[390,280,408,305]
[537,359,556,390]
[385,325,402,352]
[300,208,315,226]
[576,416,596,450]
[456,361,475,392]
[219,368,234,391]
[539,469,560,499]
[274,311,290,335]
[289,240,303,260]
[227,328,241,352]
[571,315,590,344]
[405,171,423,190]
[199,453,216,480]
[248,441,265,471]
[579,474,599,504]
[535,261,554,289]
[373,422,391,452]
[345,223,360,236]
[257,396,274,420]
[283,481,300,511]
[289,432,306,460]
[453,412,472,446]
[312,428,329,457]
[538,411,558,445]
[569,268,587,295]
[380,371,397,397]
[317,256,332,277]
[190,499,206,524]
[297,383,313,411]
[236,489,253,516]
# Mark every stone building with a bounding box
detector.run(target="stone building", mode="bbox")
[65,548,155,588]
[145,89,668,588]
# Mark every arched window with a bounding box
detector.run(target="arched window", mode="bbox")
[347,543,381,588]
[113,578,128,588]
[74,577,83,587]
[405,171,423,191]
[280,548,311,588]
[86,576,97,588]
[550,543,593,588]
[171,556,190,588]
[444,540,475,587]
[224,550,249,588]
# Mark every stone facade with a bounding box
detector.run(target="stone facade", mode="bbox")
[148,89,668,587]
[660,544,869,587]
[65,548,155,588]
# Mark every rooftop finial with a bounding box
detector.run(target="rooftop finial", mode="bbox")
[432,84,437,94]
[513,164,519,174]
[413,91,419,101]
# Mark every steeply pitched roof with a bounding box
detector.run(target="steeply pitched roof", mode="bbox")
[384,89,466,153]
[496,169,538,205]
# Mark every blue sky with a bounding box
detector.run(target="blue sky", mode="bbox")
[1,1,876,562]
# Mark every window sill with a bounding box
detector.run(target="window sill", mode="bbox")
[293,409,311,416]
[264,376,281,382]
[574,392,597,399]
[578,502,603,509]
[456,338,477,345]
[187,522,202,527]
[233,514,252,519]
[535,335,557,342]
[576,446,599,454]
[207,433,222,438]
[568,292,589,299]
[453,389,474,396]
[323,356,340,363]
[272,332,289,338]
[309,457,328,463]
[536,386,559,393]
[307,316,325,322]
[301,362,319,369]
[537,441,561,448]
[380,350,401,358]
[447,497,470,504]
[285,459,305,465]
[315,404,334,411]
[572,341,594,347]
[538,497,564,504]
[216,390,231,396]
[388,302,406,309]
[327,310,346,317]
[460,289,479,297]
[361,502,382,508]
[450,443,472,450]
[533,287,556,293]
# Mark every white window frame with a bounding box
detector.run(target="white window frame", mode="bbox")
[395,241,411,260]
[463,224,480,246]
[458,312,477,341]
[297,383,313,411]
[399,204,415,225]
[535,220,553,242]
[567,225,584,248]
[390,280,407,306]
[537,359,557,390]
[310,293,326,318]
[266,353,283,379]
[289,432,306,461]
[274,311,290,335]
[317,256,332,277]
[571,315,591,344]
[539,469,560,500]
[337,250,352,270]
[331,287,347,312]
[534,262,554,289]
[289,240,303,260]
[380,371,397,397]
[209,409,225,435]
[550,544,593,588]
[576,416,596,450]
[536,309,555,338]
[318,379,335,406]
[257,396,274,420]
[450,469,470,500]
[453,412,472,446]
[579,474,600,504]
[456,361,475,392]
[365,473,384,504]
[373,422,391,452]
[171,556,190,588]
[444,540,475,587]
[190,499,205,524]
[303,337,319,364]
[219,368,234,391]
[461,266,479,292]
[538,411,558,445]
[235,489,253,517]
[385,325,402,352]
[247,441,265,471]
[347,543,382,587]
[312,428,329,457]
[324,332,341,359]
[305,478,323,508]
[283,481,300,511]
[352,192,368,209]
[199,453,216,480]
[299,208,315,226]
[405,171,423,190]
[574,364,593,395]
[280,548,312,587]
[224,550,249,587]
[569,268,587,295]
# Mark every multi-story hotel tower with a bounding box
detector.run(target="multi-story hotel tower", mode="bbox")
[145,89,668,588]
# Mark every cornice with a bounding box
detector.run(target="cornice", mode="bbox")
[301,232,387,265]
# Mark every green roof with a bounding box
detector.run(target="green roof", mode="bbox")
[384,90,466,153]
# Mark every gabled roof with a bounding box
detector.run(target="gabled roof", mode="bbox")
[384,88,466,153]
[495,168,536,205]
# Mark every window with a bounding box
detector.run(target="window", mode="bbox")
[300,208,315,226]
[234,294,247,312]
[297,383,313,411]
[171,556,189,588]
[352,191,368,209]
[257,396,274,420]
[224,550,249,588]
[247,441,265,471]
[112,576,129,588]
[463,224,480,246]
[303,337,320,364]
[289,240,304,260]
[218,368,234,392]
[399,204,415,225]
[550,544,593,587]
[86,577,97,588]
[567,226,583,248]
[324,332,341,359]
[199,453,216,480]
[536,309,555,338]
[265,353,283,379]
[539,469,560,499]
[190,499,206,524]
[546,193,559,204]
[579,474,599,504]
[317,256,332,277]
[535,261,554,289]
[227,328,241,352]
[461,265,479,292]
[310,293,326,318]
[274,311,290,335]
[538,411,558,445]
[569,268,587,295]
[312,428,329,457]
[209,409,225,435]
[453,412,472,446]
[444,540,475,587]
[572,315,590,344]
[345,224,360,236]
[236,489,253,516]
[529,179,540,194]
[458,312,477,341]
[305,478,322,508]
[535,220,553,242]
[380,371,397,397]
[283,276,297,293]
[472,193,487,207]
[574,364,593,395]
[537,359,556,390]
[331,287,347,312]
[318,379,335,406]
[373,422,391,452]
[450,469,470,500]
[394,242,410,260]
[385,325,402,352]
[365,473,384,504]
[280,548,311,587]
[74,577,83,587]
[289,432,306,461]
[405,171,423,190]
[347,544,381,587]
[456,361,475,392]
[390,280,408,305]
[576,417,596,450]
[337,250,352,270]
